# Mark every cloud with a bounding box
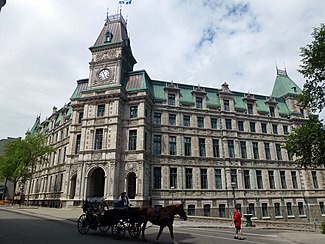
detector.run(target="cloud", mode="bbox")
[0,0,324,139]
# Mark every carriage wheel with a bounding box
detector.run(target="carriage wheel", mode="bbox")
[112,221,125,240]
[99,225,110,232]
[77,214,90,234]
[128,222,141,238]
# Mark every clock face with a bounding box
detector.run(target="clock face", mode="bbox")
[97,68,110,81]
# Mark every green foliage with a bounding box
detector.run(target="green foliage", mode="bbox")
[321,220,325,234]
[298,23,325,113]
[0,133,53,184]
[284,117,325,168]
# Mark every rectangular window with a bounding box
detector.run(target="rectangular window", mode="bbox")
[283,125,289,135]
[231,169,237,188]
[212,139,220,157]
[248,203,255,216]
[240,141,247,159]
[128,130,137,151]
[256,170,263,189]
[225,118,232,129]
[291,171,298,189]
[200,169,208,189]
[269,106,275,117]
[154,135,161,155]
[264,143,271,160]
[130,106,138,118]
[228,140,235,158]
[224,100,230,111]
[252,142,259,159]
[153,112,161,125]
[280,171,287,189]
[286,202,293,216]
[298,202,305,215]
[169,136,177,155]
[188,205,195,216]
[274,203,281,216]
[97,104,105,117]
[204,204,210,217]
[272,124,278,134]
[197,116,204,128]
[268,170,275,189]
[238,120,244,131]
[244,170,250,189]
[185,168,193,189]
[196,97,203,109]
[75,134,81,154]
[94,128,103,150]
[319,202,325,215]
[262,203,268,217]
[211,118,218,129]
[153,167,161,189]
[183,115,190,127]
[170,168,177,188]
[78,112,83,124]
[184,137,191,156]
[250,122,256,132]
[215,169,222,189]
[276,144,282,160]
[247,103,253,114]
[312,171,319,189]
[261,123,267,133]
[168,94,175,106]
[169,114,176,125]
[199,138,206,157]
[144,132,147,150]
[219,204,226,217]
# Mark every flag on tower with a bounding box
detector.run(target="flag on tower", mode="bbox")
[119,0,132,4]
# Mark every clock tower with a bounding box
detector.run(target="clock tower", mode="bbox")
[88,13,136,88]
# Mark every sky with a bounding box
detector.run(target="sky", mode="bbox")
[0,0,324,139]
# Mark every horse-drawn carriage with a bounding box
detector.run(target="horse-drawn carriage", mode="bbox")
[76,199,141,240]
[77,199,188,243]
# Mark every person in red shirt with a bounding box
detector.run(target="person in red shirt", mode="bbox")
[233,206,244,240]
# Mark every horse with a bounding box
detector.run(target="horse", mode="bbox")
[138,203,187,244]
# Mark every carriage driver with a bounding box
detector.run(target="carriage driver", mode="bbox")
[118,192,131,208]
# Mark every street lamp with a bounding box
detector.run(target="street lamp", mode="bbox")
[231,182,236,208]
[171,186,175,204]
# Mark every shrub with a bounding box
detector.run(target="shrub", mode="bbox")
[321,220,325,234]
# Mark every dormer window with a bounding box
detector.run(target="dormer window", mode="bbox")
[105,31,113,43]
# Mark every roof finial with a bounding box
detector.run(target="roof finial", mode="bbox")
[106,7,109,21]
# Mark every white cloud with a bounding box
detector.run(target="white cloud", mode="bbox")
[0,0,324,139]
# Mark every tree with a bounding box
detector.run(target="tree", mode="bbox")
[285,117,325,168]
[298,23,325,113]
[285,24,325,168]
[0,133,53,203]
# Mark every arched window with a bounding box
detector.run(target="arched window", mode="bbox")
[105,32,113,43]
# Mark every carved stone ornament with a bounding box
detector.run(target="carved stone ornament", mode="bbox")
[128,154,137,160]
[96,49,117,61]
[92,153,102,161]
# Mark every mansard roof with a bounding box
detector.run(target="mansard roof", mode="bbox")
[271,68,302,98]
[90,14,129,49]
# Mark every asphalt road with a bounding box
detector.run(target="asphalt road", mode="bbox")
[0,209,294,244]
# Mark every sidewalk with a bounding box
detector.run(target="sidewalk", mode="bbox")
[1,205,324,244]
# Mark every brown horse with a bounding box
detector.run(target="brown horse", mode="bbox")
[138,203,187,244]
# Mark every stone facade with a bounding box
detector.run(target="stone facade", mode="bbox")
[25,14,325,223]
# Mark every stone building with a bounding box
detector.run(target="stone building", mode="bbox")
[26,13,325,222]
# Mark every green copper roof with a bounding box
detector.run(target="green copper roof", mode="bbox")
[233,95,246,111]
[206,89,220,107]
[271,70,302,98]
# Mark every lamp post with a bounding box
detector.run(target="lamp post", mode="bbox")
[231,182,236,208]
[171,186,175,204]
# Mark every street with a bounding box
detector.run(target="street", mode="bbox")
[0,209,294,244]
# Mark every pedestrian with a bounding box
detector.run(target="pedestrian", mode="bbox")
[233,206,244,240]
[118,192,131,208]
